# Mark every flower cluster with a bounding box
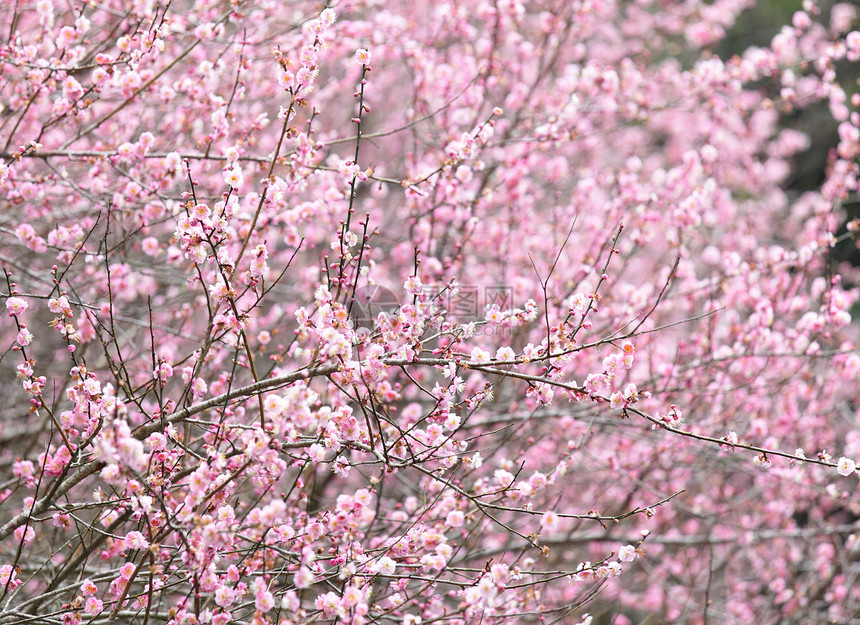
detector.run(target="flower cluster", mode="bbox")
[1,2,860,625]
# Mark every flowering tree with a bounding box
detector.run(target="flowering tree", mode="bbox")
[1,0,860,623]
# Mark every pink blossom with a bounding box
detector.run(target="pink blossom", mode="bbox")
[13,526,35,544]
[342,585,363,608]
[52,512,71,528]
[16,328,33,346]
[469,347,491,363]
[141,237,160,256]
[119,562,135,579]
[223,166,244,189]
[294,566,313,589]
[374,556,396,575]
[0,565,20,589]
[80,579,98,596]
[315,591,344,618]
[355,49,372,66]
[124,531,149,549]
[48,296,71,316]
[837,457,856,476]
[445,510,465,528]
[83,596,103,616]
[541,510,561,534]
[618,545,637,562]
[254,578,275,612]
[190,377,207,397]
[6,297,27,316]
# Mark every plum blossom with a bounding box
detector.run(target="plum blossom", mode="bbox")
[837,457,856,476]
[373,556,396,575]
[84,597,103,615]
[6,297,27,316]
[1,3,859,625]
[315,592,345,618]
[254,578,275,612]
[224,166,244,189]
[618,544,637,562]
[541,510,561,533]
[445,510,465,528]
[355,48,372,65]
